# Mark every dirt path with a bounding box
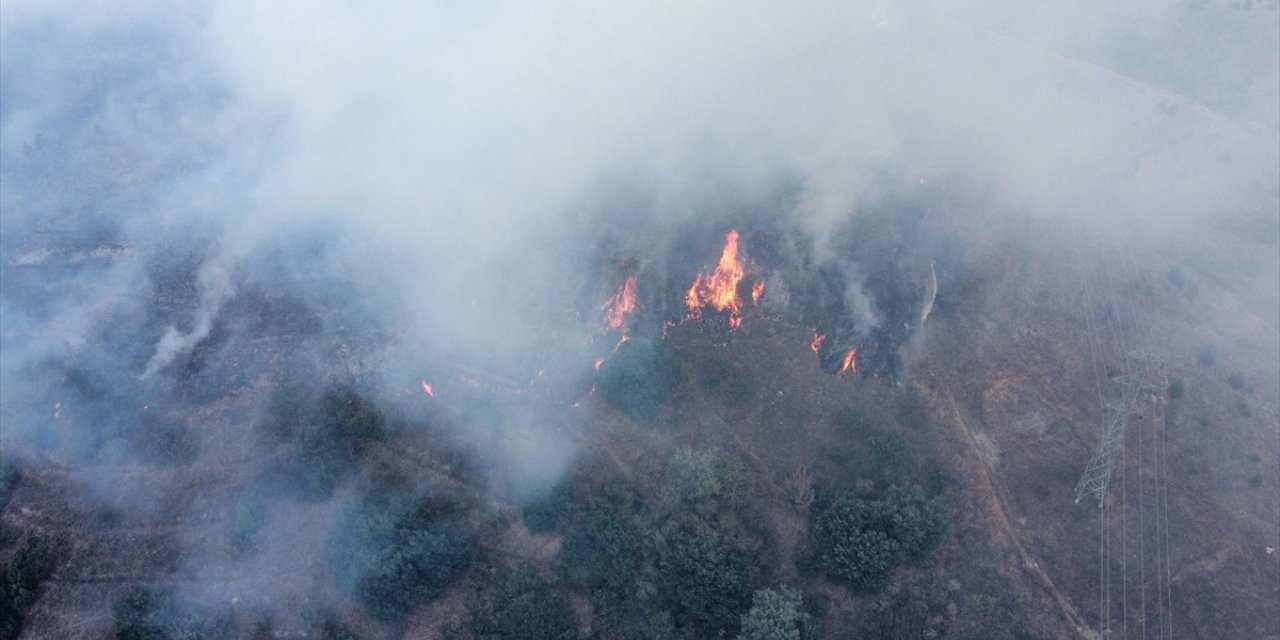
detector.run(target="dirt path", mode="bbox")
[939,388,1094,639]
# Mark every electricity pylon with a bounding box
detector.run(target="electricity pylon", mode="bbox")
[1075,354,1159,506]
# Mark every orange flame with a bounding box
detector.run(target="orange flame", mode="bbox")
[602,275,638,331]
[685,274,703,315]
[686,230,746,326]
[751,279,765,305]
[837,348,858,375]
[810,333,826,353]
[421,381,435,397]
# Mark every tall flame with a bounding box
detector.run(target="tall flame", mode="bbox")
[602,275,638,331]
[751,279,765,305]
[837,348,858,375]
[686,230,746,327]
[685,274,703,314]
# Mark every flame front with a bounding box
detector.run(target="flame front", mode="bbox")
[810,333,826,353]
[602,275,638,331]
[837,348,858,375]
[685,274,703,315]
[421,381,435,397]
[751,279,765,305]
[686,230,746,327]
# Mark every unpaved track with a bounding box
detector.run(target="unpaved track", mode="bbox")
[936,387,1094,639]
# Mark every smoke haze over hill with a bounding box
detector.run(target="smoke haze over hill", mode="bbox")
[1,1,1276,637]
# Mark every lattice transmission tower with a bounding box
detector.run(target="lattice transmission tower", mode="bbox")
[1075,354,1160,506]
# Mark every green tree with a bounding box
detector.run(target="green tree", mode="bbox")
[554,501,645,624]
[550,450,764,638]
[597,336,679,420]
[111,588,167,640]
[1,534,59,640]
[738,586,810,640]
[267,388,385,498]
[811,486,949,593]
[110,588,221,640]
[468,568,578,640]
[658,526,757,634]
[325,490,467,621]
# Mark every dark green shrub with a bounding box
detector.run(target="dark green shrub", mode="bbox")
[868,432,911,478]
[551,450,765,638]
[521,493,566,534]
[267,388,386,498]
[864,600,926,640]
[1167,380,1184,399]
[325,489,467,621]
[468,568,578,640]
[738,586,811,640]
[1227,373,1246,390]
[111,588,167,640]
[554,502,645,621]
[597,337,680,421]
[1,533,59,640]
[811,486,950,594]
[110,588,224,640]
[657,526,758,634]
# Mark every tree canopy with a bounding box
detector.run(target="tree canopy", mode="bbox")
[811,485,949,593]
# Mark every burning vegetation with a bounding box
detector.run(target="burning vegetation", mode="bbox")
[685,229,748,330]
[601,275,638,333]
[5,186,957,640]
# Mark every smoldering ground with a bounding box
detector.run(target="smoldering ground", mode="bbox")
[1,0,1276,636]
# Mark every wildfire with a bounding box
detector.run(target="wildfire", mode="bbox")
[810,333,827,353]
[685,276,702,314]
[594,357,605,372]
[601,275,638,331]
[421,381,435,397]
[837,348,858,375]
[53,402,62,420]
[751,279,765,305]
[685,230,747,328]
